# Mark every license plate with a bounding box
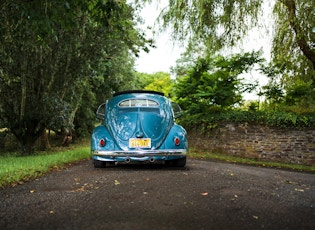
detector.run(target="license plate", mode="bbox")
[129,138,151,148]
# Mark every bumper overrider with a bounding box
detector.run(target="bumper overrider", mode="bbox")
[91,149,187,162]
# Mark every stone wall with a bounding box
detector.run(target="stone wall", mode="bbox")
[187,122,315,165]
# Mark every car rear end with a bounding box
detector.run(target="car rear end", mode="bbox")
[91,90,188,167]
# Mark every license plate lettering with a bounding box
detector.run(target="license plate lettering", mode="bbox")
[129,138,151,148]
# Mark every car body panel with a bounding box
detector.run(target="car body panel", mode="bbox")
[91,90,188,166]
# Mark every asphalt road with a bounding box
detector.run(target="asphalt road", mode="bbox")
[0,159,314,230]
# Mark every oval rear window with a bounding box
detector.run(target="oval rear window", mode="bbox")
[119,99,159,107]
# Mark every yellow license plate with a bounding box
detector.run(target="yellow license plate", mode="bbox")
[129,138,151,148]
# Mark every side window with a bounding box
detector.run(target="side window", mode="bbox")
[172,102,182,118]
[96,102,107,120]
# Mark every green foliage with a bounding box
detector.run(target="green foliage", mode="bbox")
[133,72,175,98]
[157,0,315,113]
[0,0,151,154]
[170,47,200,77]
[284,80,315,107]
[259,61,315,113]
[133,72,156,89]
[73,80,96,138]
[174,52,262,114]
[0,129,9,150]
[174,54,315,130]
[0,146,90,188]
[179,110,315,133]
[144,72,174,98]
[273,0,315,73]
[247,101,259,112]
[262,111,308,128]
[260,1,315,114]
[159,0,262,52]
[159,0,315,73]
[260,84,284,104]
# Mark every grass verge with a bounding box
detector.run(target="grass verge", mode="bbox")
[1,145,314,188]
[189,148,315,173]
[0,146,90,188]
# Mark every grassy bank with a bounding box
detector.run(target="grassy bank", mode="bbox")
[189,148,315,173]
[1,145,314,188]
[0,146,90,188]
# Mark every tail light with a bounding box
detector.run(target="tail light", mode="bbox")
[99,139,106,147]
[174,137,180,146]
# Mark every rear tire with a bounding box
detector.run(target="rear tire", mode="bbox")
[93,159,106,168]
[171,157,186,167]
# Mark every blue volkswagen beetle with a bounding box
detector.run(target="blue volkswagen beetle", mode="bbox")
[91,90,188,167]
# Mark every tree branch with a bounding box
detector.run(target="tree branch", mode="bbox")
[282,0,315,70]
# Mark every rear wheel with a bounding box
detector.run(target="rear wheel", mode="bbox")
[174,157,186,167]
[93,159,106,168]
[167,157,186,167]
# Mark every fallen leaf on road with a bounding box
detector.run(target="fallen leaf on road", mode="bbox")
[284,180,297,185]
[30,190,35,193]
[200,192,208,196]
[114,180,120,185]
[253,215,259,219]
[295,188,304,192]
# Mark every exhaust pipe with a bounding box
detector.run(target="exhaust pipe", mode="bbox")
[125,157,131,163]
[149,157,155,163]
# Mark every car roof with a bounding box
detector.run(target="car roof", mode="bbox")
[113,90,164,97]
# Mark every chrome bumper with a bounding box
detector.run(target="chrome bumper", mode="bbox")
[92,149,187,157]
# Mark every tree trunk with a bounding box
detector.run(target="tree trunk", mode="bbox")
[14,122,45,155]
[20,135,36,155]
[62,128,72,146]
[39,129,50,151]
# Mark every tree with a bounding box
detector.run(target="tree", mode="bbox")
[174,52,263,115]
[128,72,154,92]
[133,72,175,97]
[159,0,262,52]
[144,72,174,98]
[0,0,151,154]
[154,0,315,114]
[272,0,315,78]
[259,60,315,113]
[158,0,315,72]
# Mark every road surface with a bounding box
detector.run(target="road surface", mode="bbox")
[1,159,314,229]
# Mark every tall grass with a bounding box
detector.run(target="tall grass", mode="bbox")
[0,146,90,188]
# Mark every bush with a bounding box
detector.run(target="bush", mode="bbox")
[178,110,315,132]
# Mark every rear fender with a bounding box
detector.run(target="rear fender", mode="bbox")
[91,126,115,151]
[163,124,188,150]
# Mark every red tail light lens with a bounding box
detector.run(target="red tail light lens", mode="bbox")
[99,139,106,147]
[174,137,180,146]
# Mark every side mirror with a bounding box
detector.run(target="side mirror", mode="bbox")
[172,102,183,119]
[96,102,106,120]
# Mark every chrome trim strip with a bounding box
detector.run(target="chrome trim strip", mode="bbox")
[92,149,187,157]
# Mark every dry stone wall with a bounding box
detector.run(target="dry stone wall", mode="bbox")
[188,122,315,165]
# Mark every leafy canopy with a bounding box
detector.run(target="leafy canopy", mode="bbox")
[175,52,263,114]
[0,0,151,154]
[159,0,262,52]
